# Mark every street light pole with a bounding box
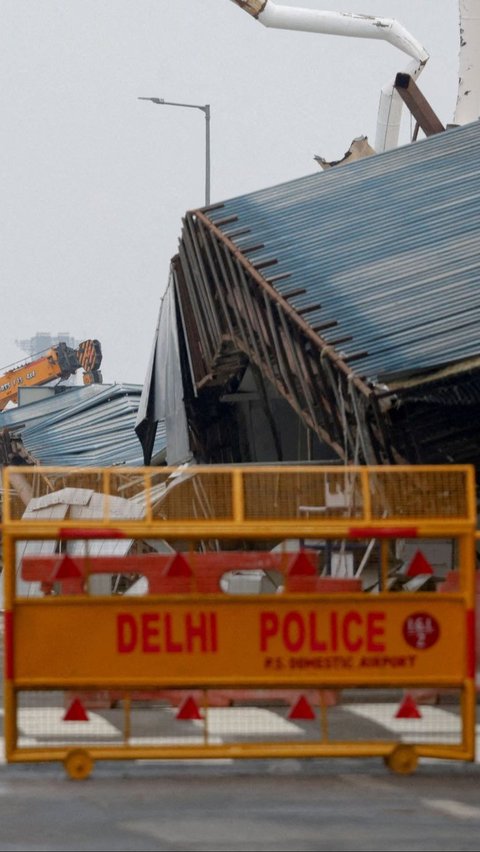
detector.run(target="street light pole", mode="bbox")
[139,97,211,207]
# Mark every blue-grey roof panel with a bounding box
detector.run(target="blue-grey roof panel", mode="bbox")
[0,383,166,466]
[209,121,480,381]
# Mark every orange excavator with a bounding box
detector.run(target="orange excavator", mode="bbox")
[0,339,103,411]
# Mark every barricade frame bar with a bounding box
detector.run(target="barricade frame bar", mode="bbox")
[1,464,477,778]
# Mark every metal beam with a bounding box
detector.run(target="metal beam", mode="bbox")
[394,73,445,137]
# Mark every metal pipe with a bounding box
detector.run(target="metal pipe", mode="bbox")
[230,1,427,60]
[228,1,429,152]
[375,57,427,153]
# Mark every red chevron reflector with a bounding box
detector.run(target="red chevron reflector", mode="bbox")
[288,695,316,720]
[406,551,434,577]
[52,555,83,580]
[288,552,316,576]
[395,693,422,719]
[176,696,203,720]
[166,554,193,577]
[63,698,89,722]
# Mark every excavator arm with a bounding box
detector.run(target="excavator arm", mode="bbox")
[76,339,103,384]
[0,339,103,411]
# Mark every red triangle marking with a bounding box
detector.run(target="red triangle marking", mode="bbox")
[176,696,203,720]
[395,693,422,719]
[288,552,316,576]
[52,555,83,580]
[63,698,89,722]
[405,550,434,577]
[166,553,193,577]
[288,695,316,720]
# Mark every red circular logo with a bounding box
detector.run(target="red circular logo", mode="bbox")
[403,612,440,650]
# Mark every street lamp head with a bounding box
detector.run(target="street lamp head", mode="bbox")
[138,97,165,104]
[139,97,209,113]
[138,96,211,206]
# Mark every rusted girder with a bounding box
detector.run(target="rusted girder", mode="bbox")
[229,0,267,16]
[394,73,445,137]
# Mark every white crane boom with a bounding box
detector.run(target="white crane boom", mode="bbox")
[231,1,427,60]
[229,1,429,152]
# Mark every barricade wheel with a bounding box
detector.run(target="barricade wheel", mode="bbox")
[64,749,94,781]
[384,745,418,775]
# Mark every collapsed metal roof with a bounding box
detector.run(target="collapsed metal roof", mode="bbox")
[168,120,480,471]
[0,383,166,467]
[200,121,480,382]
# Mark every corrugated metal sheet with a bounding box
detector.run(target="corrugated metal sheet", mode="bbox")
[0,383,166,467]
[0,384,103,429]
[206,121,480,382]
[4,488,143,604]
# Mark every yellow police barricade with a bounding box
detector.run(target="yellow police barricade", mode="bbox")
[1,464,477,780]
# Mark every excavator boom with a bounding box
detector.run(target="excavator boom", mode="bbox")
[0,339,102,411]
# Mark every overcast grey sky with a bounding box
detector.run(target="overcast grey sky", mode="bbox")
[1,1,459,385]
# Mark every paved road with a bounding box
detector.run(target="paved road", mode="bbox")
[0,757,480,851]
